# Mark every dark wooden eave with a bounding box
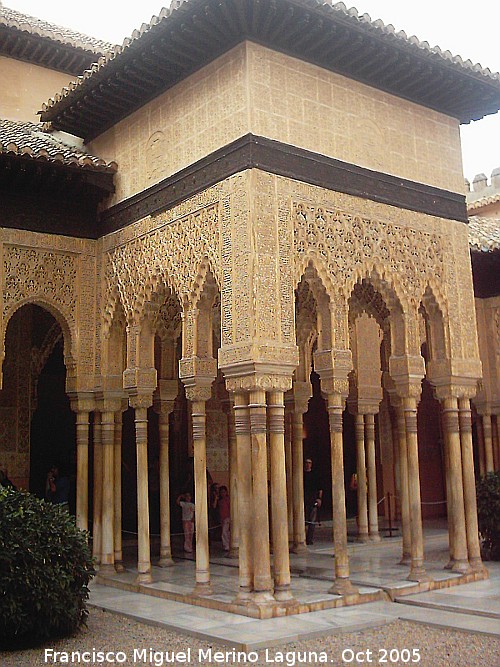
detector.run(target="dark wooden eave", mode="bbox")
[0,24,103,75]
[40,0,500,141]
[471,248,500,299]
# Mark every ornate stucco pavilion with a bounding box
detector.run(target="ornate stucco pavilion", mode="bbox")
[1,0,500,618]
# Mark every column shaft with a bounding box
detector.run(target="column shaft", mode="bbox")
[92,412,103,564]
[476,415,486,477]
[135,407,152,583]
[158,411,174,567]
[113,412,124,570]
[355,413,369,542]
[75,410,89,532]
[291,411,307,552]
[284,406,294,540]
[404,398,429,582]
[233,392,253,598]
[493,416,500,471]
[100,411,115,570]
[249,389,273,598]
[396,406,411,563]
[327,393,357,595]
[459,398,485,573]
[191,400,211,595]
[227,404,240,557]
[442,398,470,573]
[483,414,494,473]
[365,413,380,542]
[268,390,293,601]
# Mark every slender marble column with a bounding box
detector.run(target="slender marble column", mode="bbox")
[476,415,486,477]
[284,404,294,540]
[134,406,152,583]
[268,390,294,601]
[191,400,212,595]
[327,393,357,595]
[249,389,274,600]
[442,398,470,573]
[226,402,240,558]
[233,392,253,600]
[483,413,495,473]
[459,398,486,573]
[291,410,307,553]
[92,412,103,564]
[158,409,174,567]
[100,411,115,572]
[75,410,90,531]
[365,413,381,542]
[113,412,124,571]
[404,398,430,582]
[354,413,369,542]
[395,406,411,564]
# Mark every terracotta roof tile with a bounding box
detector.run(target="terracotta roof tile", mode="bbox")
[0,118,117,172]
[468,216,500,252]
[0,3,112,53]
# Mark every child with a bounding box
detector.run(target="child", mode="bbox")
[217,485,231,552]
[177,492,195,553]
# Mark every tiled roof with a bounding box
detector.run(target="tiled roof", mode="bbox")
[468,217,500,252]
[0,4,112,53]
[0,118,117,172]
[468,194,500,212]
[40,0,500,140]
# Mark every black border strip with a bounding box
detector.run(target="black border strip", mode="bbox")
[99,134,467,235]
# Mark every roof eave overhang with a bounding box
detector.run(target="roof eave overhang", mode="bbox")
[39,0,500,141]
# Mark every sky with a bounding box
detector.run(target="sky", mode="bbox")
[6,0,500,183]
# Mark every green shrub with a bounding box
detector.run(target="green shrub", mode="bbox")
[476,471,500,561]
[0,486,95,648]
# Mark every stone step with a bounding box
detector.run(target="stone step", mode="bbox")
[393,602,500,638]
[395,592,500,620]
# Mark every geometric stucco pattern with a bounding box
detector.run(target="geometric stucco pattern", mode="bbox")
[103,192,221,333]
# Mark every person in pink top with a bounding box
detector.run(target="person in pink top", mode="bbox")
[217,485,231,552]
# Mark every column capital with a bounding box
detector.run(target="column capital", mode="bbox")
[154,378,179,404]
[123,367,157,393]
[179,356,216,402]
[388,354,424,400]
[223,361,294,394]
[95,390,127,414]
[285,380,312,415]
[314,348,352,398]
[128,391,154,411]
[69,391,95,414]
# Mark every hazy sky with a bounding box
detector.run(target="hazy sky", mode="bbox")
[6,0,500,183]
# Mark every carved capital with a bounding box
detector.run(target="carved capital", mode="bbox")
[128,391,154,410]
[225,373,293,393]
[388,354,424,400]
[95,390,126,414]
[155,378,180,403]
[68,391,95,414]
[123,367,157,393]
[179,356,216,403]
[184,385,213,402]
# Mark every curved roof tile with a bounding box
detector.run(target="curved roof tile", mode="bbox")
[0,4,112,53]
[0,118,117,172]
[468,216,500,252]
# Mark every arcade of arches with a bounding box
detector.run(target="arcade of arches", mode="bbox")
[1,172,495,616]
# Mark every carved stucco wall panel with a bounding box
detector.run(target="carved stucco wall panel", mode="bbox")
[1,230,97,389]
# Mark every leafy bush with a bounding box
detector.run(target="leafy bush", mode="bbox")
[476,471,500,561]
[0,486,95,648]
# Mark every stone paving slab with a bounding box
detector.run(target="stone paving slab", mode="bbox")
[395,590,500,618]
[88,583,395,650]
[393,603,500,638]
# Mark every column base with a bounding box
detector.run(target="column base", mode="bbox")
[250,590,276,605]
[451,559,473,574]
[273,586,296,603]
[291,542,307,554]
[227,546,239,559]
[357,533,371,543]
[98,563,116,576]
[136,571,153,584]
[328,577,359,596]
[235,587,253,604]
[157,556,175,568]
[444,558,455,570]
[399,553,411,566]
[369,533,382,543]
[114,560,125,573]
[407,567,432,583]
[193,582,213,597]
[469,557,488,575]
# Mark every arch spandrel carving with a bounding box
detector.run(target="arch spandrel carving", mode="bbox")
[103,200,221,329]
